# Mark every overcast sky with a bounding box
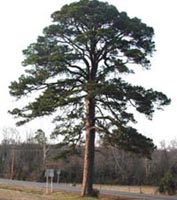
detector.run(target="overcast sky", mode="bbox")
[0,0,176,146]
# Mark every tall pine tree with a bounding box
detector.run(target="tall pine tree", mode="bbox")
[9,0,170,196]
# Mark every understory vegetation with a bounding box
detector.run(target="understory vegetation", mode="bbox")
[0,129,177,195]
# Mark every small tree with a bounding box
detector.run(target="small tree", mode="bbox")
[159,171,176,195]
[34,129,48,163]
[9,0,170,196]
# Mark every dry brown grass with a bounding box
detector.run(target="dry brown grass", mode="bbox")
[0,183,151,200]
[0,184,50,200]
[94,184,158,195]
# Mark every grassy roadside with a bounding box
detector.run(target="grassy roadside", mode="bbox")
[0,183,145,200]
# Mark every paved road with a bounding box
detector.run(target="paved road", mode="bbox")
[0,178,177,200]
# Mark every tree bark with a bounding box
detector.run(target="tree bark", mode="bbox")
[81,97,95,196]
[10,149,15,179]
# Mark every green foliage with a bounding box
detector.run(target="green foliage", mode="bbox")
[159,171,177,195]
[103,127,156,158]
[34,129,47,145]
[9,0,170,158]
[53,145,80,160]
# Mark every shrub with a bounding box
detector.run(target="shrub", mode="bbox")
[159,171,176,195]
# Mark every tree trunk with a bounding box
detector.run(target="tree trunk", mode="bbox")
[10,149,15,179]
[81,97,95,196]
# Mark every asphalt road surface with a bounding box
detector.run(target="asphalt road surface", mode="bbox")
[0,178,177,200]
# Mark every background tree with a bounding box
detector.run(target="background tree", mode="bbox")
[9,0,170,196]
[34,129,48,163]
[1,127,21,145]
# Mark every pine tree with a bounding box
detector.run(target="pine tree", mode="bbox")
[9,0,170,196]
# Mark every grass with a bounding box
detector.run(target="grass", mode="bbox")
[0,183,148,200]
[93,184,158,195]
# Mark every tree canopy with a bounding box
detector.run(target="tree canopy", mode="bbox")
[9,0,171,196]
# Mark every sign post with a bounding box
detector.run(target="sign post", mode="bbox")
[51,176,53,193]
[45,169,54,194]
[57,170,61,184]
[46,175,49,194]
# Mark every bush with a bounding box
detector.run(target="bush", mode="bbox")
[159,171,176,195]
[91,189,100,197]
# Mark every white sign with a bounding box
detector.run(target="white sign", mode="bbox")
[57,170,61,175]
[45,169,54,194]
[45,169,54,178]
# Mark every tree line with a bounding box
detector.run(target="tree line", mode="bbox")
[0,130,176,189]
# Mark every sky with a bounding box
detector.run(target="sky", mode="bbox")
[0,0,176,146]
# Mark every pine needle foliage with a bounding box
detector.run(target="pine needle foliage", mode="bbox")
[9,0,171,196]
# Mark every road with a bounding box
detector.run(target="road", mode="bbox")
[0,178,176,200]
